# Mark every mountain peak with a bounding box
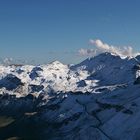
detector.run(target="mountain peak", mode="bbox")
[47,60,68,69]
[49,60,64,65]
[71,52,123,71]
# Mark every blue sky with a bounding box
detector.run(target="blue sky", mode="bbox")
[0,0,140,64]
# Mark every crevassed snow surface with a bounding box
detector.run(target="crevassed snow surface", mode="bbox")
[0,52,140,140]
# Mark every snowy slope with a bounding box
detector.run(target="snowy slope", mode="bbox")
[0,52,140,140]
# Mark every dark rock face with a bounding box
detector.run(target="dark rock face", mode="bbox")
[133,64,140,70]
[29,85,44,92]
[0,74,23,90]
[77,80,87,87]
[134,77,140,85]
[136,55,140,62]
[29,67,43,80]
[32,67,43,72]
[29,71,39,80]
[16,69,24,74]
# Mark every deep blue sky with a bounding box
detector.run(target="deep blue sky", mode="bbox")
[0,0,140,64]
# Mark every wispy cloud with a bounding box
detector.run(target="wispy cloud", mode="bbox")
[79,39,140,58]
[3,58,13,65]
[78,48,96,56]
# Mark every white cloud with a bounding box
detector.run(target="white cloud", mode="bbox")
[79,39,140,58]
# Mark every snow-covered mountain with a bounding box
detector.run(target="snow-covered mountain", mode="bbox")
[0,52,140,140]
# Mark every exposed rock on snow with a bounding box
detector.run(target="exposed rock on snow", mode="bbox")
[0,74,23,90]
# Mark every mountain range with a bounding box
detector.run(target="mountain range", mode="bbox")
[0,52,140,140]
